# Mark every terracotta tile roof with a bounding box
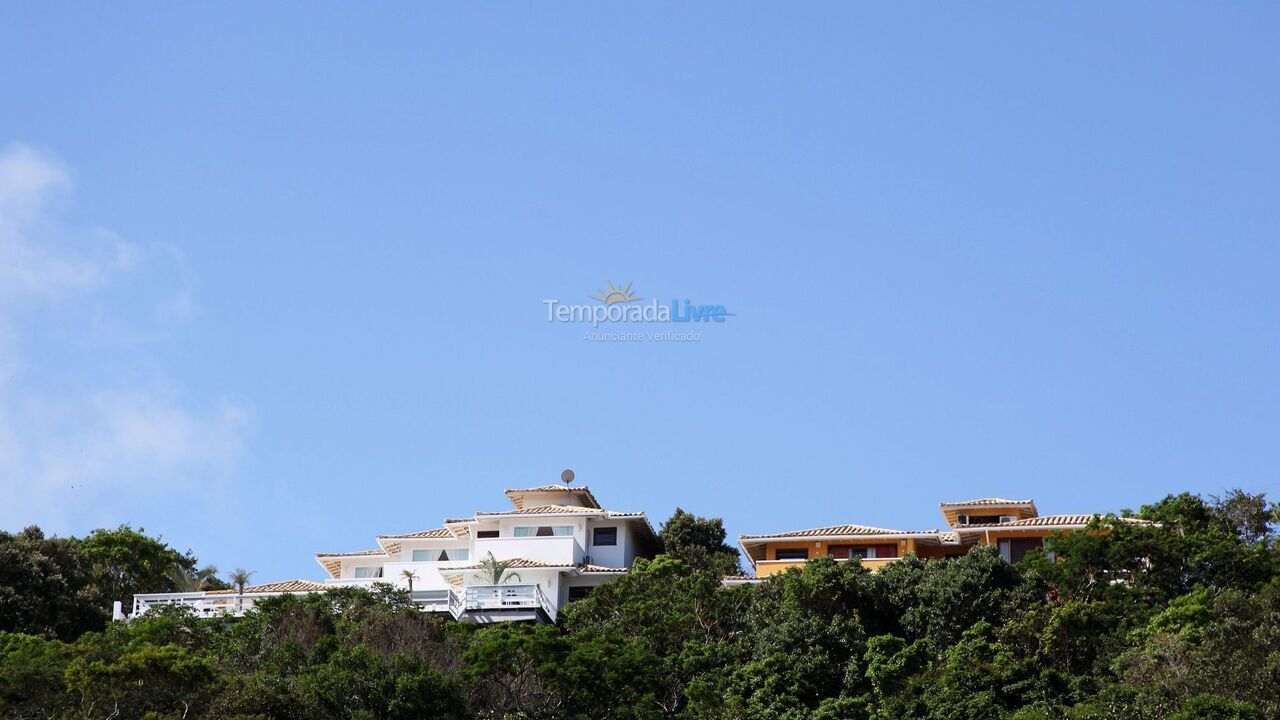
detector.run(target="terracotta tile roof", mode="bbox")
[208,579,327,595]
[377,528,452,539]
[578,564,628,573]
[313,549,386,558]
[962,513,1152,529]
[476,504,604,516]
[741,524,935,540]
[445,557,575,571]
[939,497,1035,507]
[504,485,602,509]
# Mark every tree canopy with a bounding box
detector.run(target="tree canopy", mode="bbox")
[2,494,1278,719]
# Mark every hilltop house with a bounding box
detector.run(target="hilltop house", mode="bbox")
[129,483,659,623]
[738,497,1143,578]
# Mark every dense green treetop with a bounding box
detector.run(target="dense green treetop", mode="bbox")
[1,494,1277,720]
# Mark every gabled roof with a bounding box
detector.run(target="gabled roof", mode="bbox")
[313,549,386,558]
[578,564,628,574]
[939,497,1036,508]
[740,524,937,540]
[444,557,576,571]
[441,558,628,574]
[377,528,452,540]
[960,514,1155,530]
[313,549,385,579]
[477,503,603,516]
[504,485,601,509]
[207,579,327,595]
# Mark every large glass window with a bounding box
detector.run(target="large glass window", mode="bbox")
[514,525,573,537]
[412,548,471,562]
[354,566,383,578]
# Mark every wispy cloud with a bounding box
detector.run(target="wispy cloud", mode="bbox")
[0,142,249,530]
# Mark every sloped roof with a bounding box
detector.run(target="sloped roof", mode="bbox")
[208,579,327,595]
[741,524,936,540]
[313,549,386,558]
[939,497,1036,508]
[377,528,452,540]
[444,557,576,571]
[477,504,603,516]
[961,514,1155,529]
[504,485,601,509]
[578,564,628,574]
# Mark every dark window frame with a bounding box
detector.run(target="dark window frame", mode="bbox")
[775,548,810,561]
[593,526,618,547]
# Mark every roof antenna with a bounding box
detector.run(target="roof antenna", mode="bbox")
[561,468,575,485]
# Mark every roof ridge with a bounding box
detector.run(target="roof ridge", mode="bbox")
[313,549,386,557]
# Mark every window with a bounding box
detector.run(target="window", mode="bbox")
[477,530,499,539]
[354,566,383,578]
[593,527,618,546]
[568,586,594,602]
[514,525,574,537]
[412,548,471,562]
[998,538,1044,563]
[829,545,899,560]
[963,514,1003,526]
[775,548,809,560]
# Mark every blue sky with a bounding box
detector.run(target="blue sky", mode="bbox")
[1,4,1277,582]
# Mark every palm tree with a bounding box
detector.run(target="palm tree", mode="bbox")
[475,552,521,585]
[401,568,418,592]
[168,564,221,592]
[228,568,255,612]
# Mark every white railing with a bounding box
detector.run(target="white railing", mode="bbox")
[408,589,453,613]
[323,578,382,587]
[448,587,464,618]
[132,592,242,617]
[473,536,583,566]
[131,584,554,622]
[132,587,458,619]
[460,584,556,620]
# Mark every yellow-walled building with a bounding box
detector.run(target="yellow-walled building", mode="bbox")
[739,497,1138,578]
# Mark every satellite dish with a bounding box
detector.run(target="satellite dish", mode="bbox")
[561,469,575,485]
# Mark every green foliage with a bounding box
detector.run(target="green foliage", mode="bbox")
[1,490,1279,719]
[0,527,105,639]
[659,508,743,576]
[81,525,200,611]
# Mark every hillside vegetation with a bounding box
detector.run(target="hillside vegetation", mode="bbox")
[1,491,1278,720]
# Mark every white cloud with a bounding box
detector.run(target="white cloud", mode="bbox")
[0,142,249,529]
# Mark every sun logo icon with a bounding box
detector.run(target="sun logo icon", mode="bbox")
[590,281,641,305]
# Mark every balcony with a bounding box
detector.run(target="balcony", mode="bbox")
[473,536,583,566]
[754,556,901,577]
[451,584,556,623]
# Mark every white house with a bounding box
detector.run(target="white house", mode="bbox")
[130,483,659,623]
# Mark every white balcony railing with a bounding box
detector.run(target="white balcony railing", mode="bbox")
[132,593,254,617]
[133,586,456,618]
[458,584,556,621]
[473,536,583,566]
[323,578,381,588]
